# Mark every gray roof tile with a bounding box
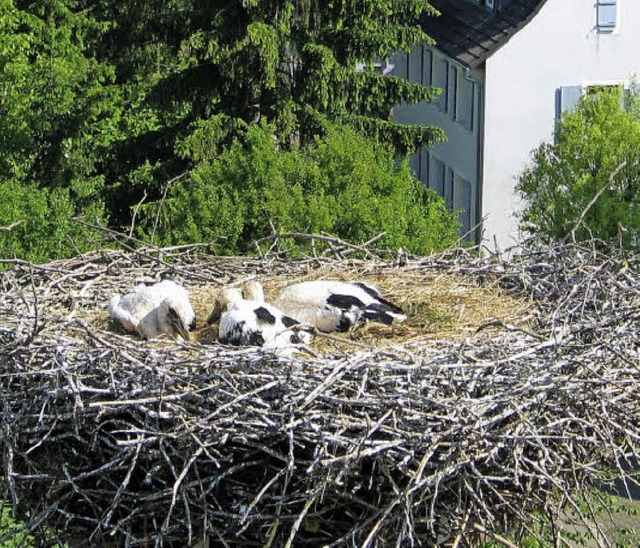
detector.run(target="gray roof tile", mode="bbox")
[421,0,548,68]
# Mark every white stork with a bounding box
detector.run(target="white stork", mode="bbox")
[273,280,406,332]
[107,280,196,341]
[216,281,313,348]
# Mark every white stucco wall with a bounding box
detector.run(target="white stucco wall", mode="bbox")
[483,0,640,252]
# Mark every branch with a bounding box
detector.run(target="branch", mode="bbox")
[151,171,190,246]
[0,220,23,231]
[564,161,627,244]
[252,231,387,259]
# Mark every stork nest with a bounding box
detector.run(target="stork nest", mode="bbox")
[1,239,639,547]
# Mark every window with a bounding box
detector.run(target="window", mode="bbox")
[431,56,448,111]
[587,84,625,110]
[449,66,458,120]
[408,45,423,83]
[422,48,433,87]
[597,0,617,33]
[428,155,445,196]
[557,83,630,119]
[457,77,475,131]
[586,84,623,97]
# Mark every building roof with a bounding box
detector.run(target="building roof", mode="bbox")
[420,0,548,68]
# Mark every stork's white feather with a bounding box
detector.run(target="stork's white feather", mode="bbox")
[242,280,264,302]
[273,280,406,332]
[217,282,312,348]
[107,280,195,341]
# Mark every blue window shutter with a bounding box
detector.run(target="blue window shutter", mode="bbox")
[559,86,582,116]
[597,0,617,32]
[428,156,445,196]
[422,48,433,87]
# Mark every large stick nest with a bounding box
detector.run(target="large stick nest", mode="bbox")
[1,240,639,546]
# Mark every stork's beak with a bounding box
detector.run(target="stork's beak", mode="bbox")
[166,306,192,342]
[206,297,226,325]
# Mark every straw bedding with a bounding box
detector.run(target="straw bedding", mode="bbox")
[0,241,638,546]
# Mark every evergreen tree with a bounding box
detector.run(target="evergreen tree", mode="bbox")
[84,0,443,227]
[1,1,447,259]
[0,0,113,199]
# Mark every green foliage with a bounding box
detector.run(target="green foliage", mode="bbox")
[0,0,115,264]
[478,491,640,548]
[516,87,640,247]
[1,503,34,546]
[87,0,444,228]
[142,123,460,255]
[0,0,451,263]
[0,1,115,198]
[0,182,102,266]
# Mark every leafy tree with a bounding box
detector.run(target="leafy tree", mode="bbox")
[143,122,460,255]
[516,87,640,247]
[0,1,115,202]
[0,1,449,262]
[83,0,444,228]
[0,181,103,266]
[0,0,112,264]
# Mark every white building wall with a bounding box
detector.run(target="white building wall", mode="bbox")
[483,0,640,251]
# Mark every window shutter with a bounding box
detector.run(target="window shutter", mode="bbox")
[449,67,458,120]
[431,57,448,111]
[558,86,582,116]
[597,0,617,32]
[422,48,433,87]
[428,156,445,196]
[453,175,472,236]
[444,168,454,209]
[408,45,423,83]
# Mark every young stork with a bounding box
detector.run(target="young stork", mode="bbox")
[273,280,406,332]
[216,281,313,348]
[107,280,196,341]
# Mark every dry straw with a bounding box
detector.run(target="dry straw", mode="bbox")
[1,236,639,546]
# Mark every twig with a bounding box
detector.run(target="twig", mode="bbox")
[472,523,519,548]
[0,220,23,231]
[253,232,376,256]
[129,190,148,238]
[151,171,190,246]
[564,161,627,243]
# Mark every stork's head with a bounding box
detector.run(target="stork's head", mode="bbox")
[158,295,195,341]
[207,287,243,324]
[242,281,264,302]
